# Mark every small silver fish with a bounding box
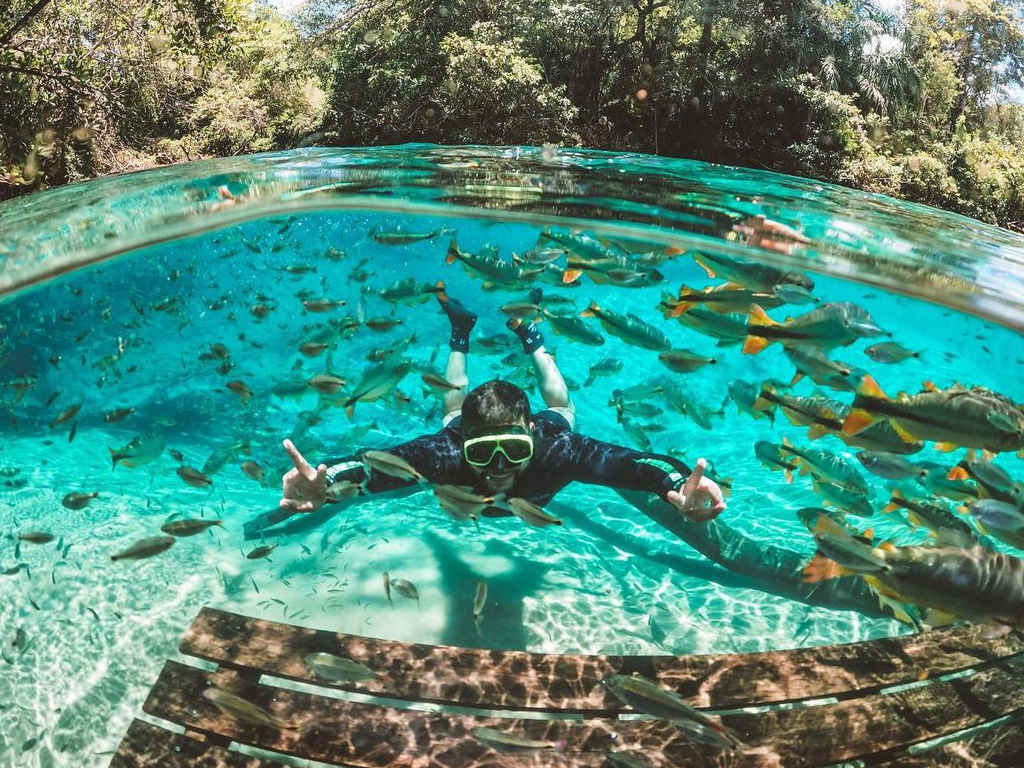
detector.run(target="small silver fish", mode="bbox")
[110,536,175,561]
[471,726,565,752]
[303,653,386,683]
[361,450,424,483]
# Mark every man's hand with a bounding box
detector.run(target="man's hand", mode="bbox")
[280,439,328,513]
[666,458,726,523]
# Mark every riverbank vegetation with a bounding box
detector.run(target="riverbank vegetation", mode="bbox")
[2,0,1022,229]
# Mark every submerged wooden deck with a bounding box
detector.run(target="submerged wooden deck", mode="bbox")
[110,606,1024,767]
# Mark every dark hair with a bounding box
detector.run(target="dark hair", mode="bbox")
[461,380,531,435]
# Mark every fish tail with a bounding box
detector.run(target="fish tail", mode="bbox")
[562,269,583,284]
[108,448,119,470]
[580,301,600,318]
[445,238,459,264]
[802,551,847,582]
[743,305,777,354]
[947,466,970,481]
[841,407,877,436]
[747,303,778,328]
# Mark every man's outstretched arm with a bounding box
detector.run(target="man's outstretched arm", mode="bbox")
[562,433,726,522]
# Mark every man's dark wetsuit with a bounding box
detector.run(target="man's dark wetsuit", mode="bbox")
[322,410,692,516]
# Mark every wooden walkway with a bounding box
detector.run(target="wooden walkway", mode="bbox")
[110,607,1024,767]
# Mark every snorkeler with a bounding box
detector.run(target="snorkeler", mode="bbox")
[269,290,726,528]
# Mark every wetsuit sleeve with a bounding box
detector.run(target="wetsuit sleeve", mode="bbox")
[322,431,463,495]
[561,433,692,501]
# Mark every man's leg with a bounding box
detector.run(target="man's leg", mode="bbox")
[507,315,576,430]
[438,290,477,425]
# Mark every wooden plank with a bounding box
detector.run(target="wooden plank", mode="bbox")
[142,660,777,768]
[181,606,1024,712]
[108,718,288,768]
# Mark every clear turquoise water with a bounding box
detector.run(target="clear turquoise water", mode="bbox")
[0,145,1023,765]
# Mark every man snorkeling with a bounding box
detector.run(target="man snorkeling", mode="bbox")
[275,290,727,524]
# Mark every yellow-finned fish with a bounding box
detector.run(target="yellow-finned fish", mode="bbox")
[804,515,1024,627]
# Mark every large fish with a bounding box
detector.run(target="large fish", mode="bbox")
[580,302,671,351]
[445,239,542,288]
[843,376,1024,453]
[663,283,782,316]
[783,346,858,391]
[779,438,871,496]
[542,308,605,346]
[884,490,981,548]
[371,225,455,245]
[109,435,165,470]
[378,278,445,305]
[804,516,1024,627]
[743,302,885,355]
[343,359,413,419]
[947,457,1023,505]
[690,250,813,292]
[669,305,747,346]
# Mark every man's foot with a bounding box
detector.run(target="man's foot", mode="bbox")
[438,289,477,352]
[507,317,544,354]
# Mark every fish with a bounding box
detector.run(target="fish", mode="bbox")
[378,277,445,305]
[727,380,774,423]
[661,385,723,430]
[177,466,213,488]
[241,461,266,483]
[362,450,425,483]
[843,376,1024,453]
[18,532,54,544]
[325,480,361,502]
[202,440,251,475]
[773,283,818,304]
[110,536,175,561]
[670,305,747,345]
[605,751,656,768]
[364,316,403,332]
[856,451,926,481]
[621,417,653,451]
[584,357,623,386]
[691,249,813,292]
[783,346,856,389]
[966,499,1024,550]
[657,349,716,374]
[917,464,979,503]
[743,302,885,355]
[371,225,455,245]
[883,490,980,548]
[49,403,81,428]
[103,407,135,423]
[367,333,418,363]
[343,359,413,419]
[246,544,277,560]
[663,282,782,316]
[811,479,875,517]
[307,373,346,394]
[109,435,165,469]
[475,333,518,354]
[600,674,743,751]
[501,497,563,527]
[580,301,670,351]
[511,247,566,266]
[865,341,921,364]
[160,519,223,537]
[391,578,419,603]
[433,485,492,521]
[383,571,392,605]
[947,457,1024,505]
[499,301,543,320]
[754,441,799,483]
[470,726,565,752]
[445,238,543,287]
[542,309,605,346]
[61,492,98,510]
[304,653,387,683]
[226,380,253,403]
[796,507,858,536]
[302,298,347,312]
[753,387,844,439]
[779,438,871,496]
[473,580,487,625]
[202,686,301,731]
[804,515,1024,627]
[421,372,461,391]
[1,564,29,576]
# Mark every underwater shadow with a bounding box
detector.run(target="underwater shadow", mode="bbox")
[422,528,551,651]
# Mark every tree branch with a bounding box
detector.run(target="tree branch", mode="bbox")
[0,0,55,48]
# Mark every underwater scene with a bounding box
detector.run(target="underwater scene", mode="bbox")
[1,145,1023,766]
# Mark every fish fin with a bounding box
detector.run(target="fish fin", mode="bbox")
[790,371,804,385]
[345,404,355,420]
[798,463,811,476]
[694,257,716,278]
[742,335,771,355]
[878,595,917,627]
[947,466,969,481]
[580,302,599,318]
[108,448,118,470]
[671,301,689,317]
[747,304,777,328]
[841,408,876,436]
[664,246,684,255]
[966,448,976,462]
[936,442,959,453]
[562,269,583,284]
[782,436,793,447]
[862,528,874,541]
[784,469,794,484]
[878,540,897,551]
[982,449,996,462]
[922,379,938,392]
[889,420,919,443]
[802,551,847,582]
[807,424,830,440]
[882,501,899,514]
[445,238,459,264]
[906,510,922,527]
[857,374,888,400]
[720,479,733,498]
